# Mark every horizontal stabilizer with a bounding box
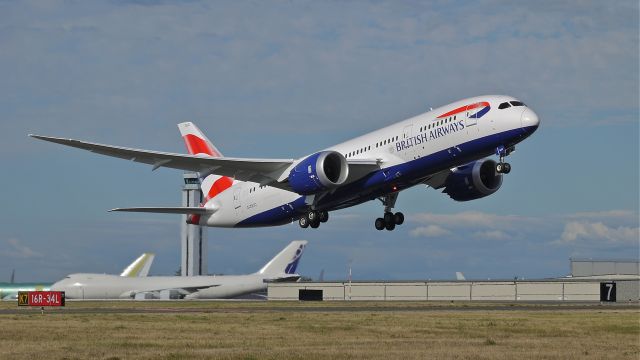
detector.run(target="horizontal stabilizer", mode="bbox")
[109,207,213,215]
[263,274,301,283]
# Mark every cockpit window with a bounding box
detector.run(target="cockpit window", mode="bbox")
[498,102,511,109]
[510,101,525,107]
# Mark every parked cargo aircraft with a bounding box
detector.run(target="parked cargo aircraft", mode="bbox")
[31,95,539,231]
[50,241,306,299]
[0,253,154,300]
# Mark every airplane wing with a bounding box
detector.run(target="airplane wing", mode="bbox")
[345,159,381,184]
[29,135,295,186]
[422,168,453,189]
[126,285,220,299]
[30,135,383,191]
[263,274,301,283]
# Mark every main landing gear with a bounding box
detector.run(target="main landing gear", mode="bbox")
[495,145,514,174]
[298,210,329,229]
[374,193,404,231]
[375,211,404,231]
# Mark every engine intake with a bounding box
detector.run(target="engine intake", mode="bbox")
[443,159,502,201]
[288,151,349,195]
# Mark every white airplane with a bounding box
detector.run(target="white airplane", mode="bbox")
[31,95,539,231]
[50,240,306,299]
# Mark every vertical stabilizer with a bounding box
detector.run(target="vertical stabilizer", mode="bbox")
[120,253,156,277]
[456,272,466,281]
[256,241,308,276]
[177,122,233,206]
[178,122,223,157]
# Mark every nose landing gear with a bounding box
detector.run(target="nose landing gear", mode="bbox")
[374,193,404,231]
[495,145,514,174]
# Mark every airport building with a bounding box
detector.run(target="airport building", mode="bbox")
[268,259,639,303]
[569,258,639,279]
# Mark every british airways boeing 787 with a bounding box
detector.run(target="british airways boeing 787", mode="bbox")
[31,95,539,231]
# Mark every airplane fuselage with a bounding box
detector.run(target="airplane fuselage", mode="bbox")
[51,273,270,299]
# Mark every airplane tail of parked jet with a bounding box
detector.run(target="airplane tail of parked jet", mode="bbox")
[120,253,155,277]
[256,240,307,276]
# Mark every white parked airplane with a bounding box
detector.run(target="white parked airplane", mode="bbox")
[31,95,539,231]
[50,241,306,299]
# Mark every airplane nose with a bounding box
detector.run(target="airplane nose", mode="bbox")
[521,108,540,129]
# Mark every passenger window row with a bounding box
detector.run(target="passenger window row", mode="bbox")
[345,135,399,158]
[419,115,456,133]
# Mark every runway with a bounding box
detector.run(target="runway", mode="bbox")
[2,301,637,315]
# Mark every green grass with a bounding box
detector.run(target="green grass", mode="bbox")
[0,301,637,359]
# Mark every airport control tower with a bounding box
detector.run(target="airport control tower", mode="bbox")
[181,173,207,276]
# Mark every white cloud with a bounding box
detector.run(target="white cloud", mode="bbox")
[410,225,451,238]
[473,230,511,241]
[557,221,639,246]
[410,210,639,249]
[411,211,534,230]
[566,210,638,222]
[0,238,43,259]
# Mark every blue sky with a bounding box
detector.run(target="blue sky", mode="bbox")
[1,0,638,282]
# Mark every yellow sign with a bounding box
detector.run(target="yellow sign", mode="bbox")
[18,291,29,306]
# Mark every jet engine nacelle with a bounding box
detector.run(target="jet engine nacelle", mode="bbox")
[288,151,349,195]
[443,159,503,201]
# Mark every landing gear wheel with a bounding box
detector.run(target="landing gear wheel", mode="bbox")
[319,211,329,223]
[299,216,309,228]
[383,212,394,225]
[385,221,396,231]
[376,193,402,231]
[503,163,511,174]
[307,211,318,222]
[496,163,503,173]
[394,212,404,225]
[310,221,320,229]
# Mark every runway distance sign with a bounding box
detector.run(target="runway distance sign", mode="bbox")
[599,282,616,302]
[18,291,65,307]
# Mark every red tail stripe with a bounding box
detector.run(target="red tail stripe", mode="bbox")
[206,176,233,201]
[187,214,201,225]
[182,134,219,156]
